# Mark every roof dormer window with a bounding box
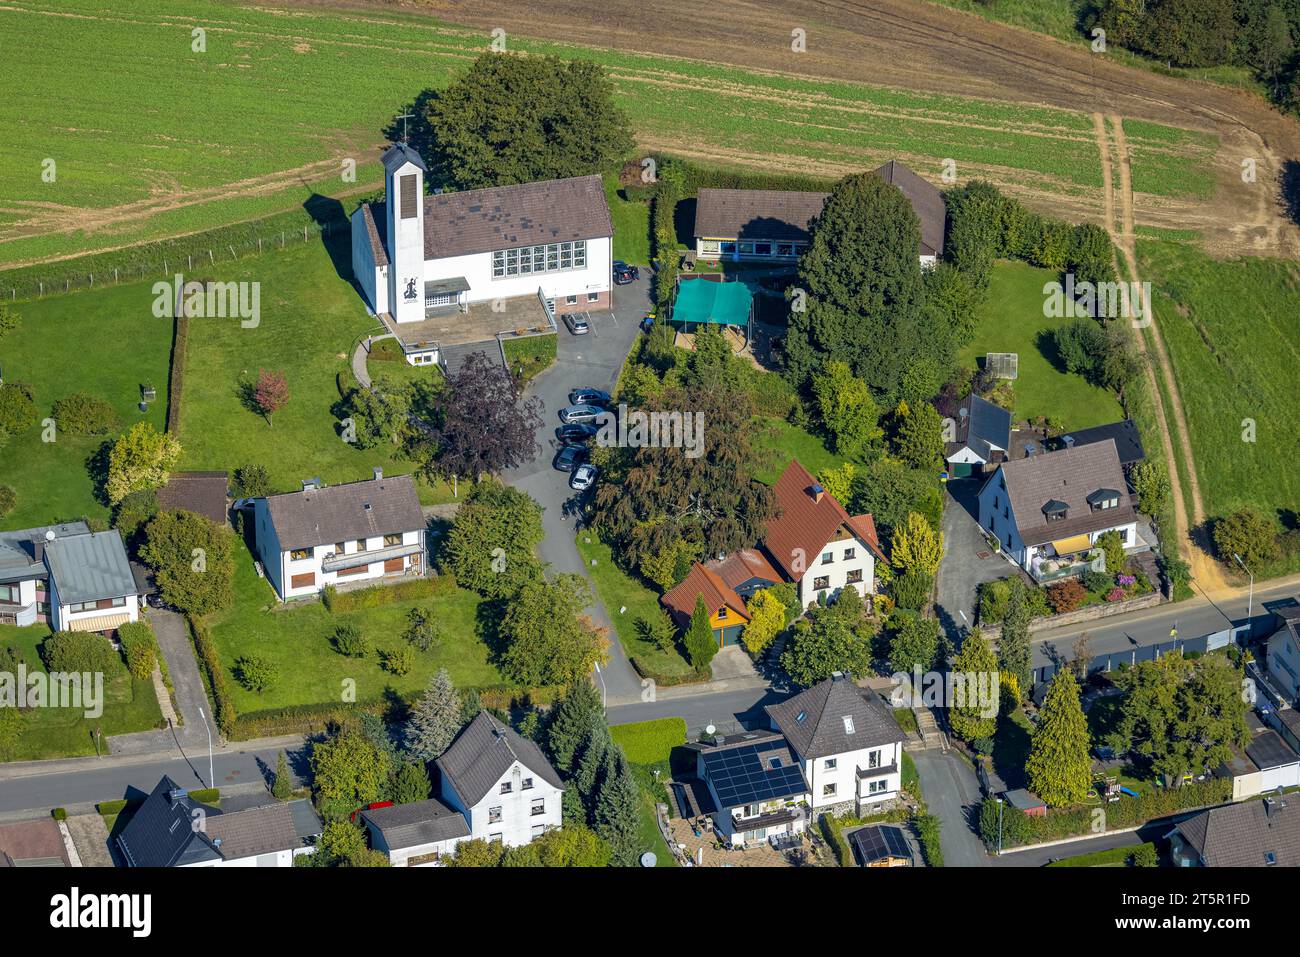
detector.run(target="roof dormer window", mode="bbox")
[1087,488,1121,512]
[1042,499,1068,522]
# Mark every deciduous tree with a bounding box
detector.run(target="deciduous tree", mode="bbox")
[252,369,289,426]
[140,509,236,616]
[105,423,182,504]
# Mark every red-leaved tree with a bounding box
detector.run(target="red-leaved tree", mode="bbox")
[253,369,289,426]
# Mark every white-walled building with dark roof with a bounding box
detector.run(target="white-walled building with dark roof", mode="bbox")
[251,470,426,601]
[351,143,614,327]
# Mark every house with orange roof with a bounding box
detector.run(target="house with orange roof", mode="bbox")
[660,460,885,646]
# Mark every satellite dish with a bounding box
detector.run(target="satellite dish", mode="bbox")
[705,724,716,736]
[639,851,657,868]
[45,529,56,542]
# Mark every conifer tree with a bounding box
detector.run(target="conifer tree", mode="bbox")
[1025,669,1092,806]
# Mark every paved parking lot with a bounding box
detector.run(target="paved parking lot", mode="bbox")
[503,275,651,702]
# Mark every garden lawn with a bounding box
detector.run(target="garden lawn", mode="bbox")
[752,417,845,485]
[205,542,502,714]
[0,624,163,760]
[0,282,171,528]
[176,237,454,504]
[958,260,1125,429]
[501,333,558,384]
[605,175,651,266]
[573,533,694,678]
[610,717,687,764]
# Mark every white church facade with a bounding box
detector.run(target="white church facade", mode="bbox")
[350,143,615,335]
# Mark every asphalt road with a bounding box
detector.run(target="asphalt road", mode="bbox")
[503,275,652,703]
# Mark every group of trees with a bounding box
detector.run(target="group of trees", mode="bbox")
[442,480,607,686]
[780,587,876,685]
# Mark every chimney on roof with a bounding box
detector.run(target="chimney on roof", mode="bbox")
[810,483,825,504]
[373,466,383,481]
[831,671,845,683]
[31,534,46,563]
[166,787,188,805]
[1025,443,1036,458]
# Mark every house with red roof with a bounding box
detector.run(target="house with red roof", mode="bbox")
[661,460,885,646]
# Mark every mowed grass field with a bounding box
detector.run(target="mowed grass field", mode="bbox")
[958,260,1125,429]
[0,0,1216,266]
[0,282,172,527]
[206,542,501,714]
[1140,238,1300,543]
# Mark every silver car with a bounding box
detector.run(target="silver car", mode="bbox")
[570,464,598,491]
[564,313,590,335]
[559,404,603,424]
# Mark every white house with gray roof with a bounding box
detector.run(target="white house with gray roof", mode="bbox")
[765,673,906,817]
[435,711,564,848]
[0,522,139,634]
[359,797,470,867]
[351,143,613,329]
[252,470,426,602]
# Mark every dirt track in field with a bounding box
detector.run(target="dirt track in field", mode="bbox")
[403,0,1300,257]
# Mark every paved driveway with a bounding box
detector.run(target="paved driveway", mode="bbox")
[503,276,651,704]
[935,478,1019,640]
[910,750,991,867]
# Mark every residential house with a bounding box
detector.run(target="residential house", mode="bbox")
[763,459,885,609]
[687,729,812,848]
[359,797,471,867]
[765,673,906,817]
[435,712,564,848]
[352,143,613,332]
[1218,712,1300,801]
[692,160,945,268]
[661,548,781,646]
[0,522,140,634]
[0,818,71,867]
[1265,604,1300,702]
[944,393,1012,478]
[976,439,1138,583]
[849,823,915,867]
[1168,794,1300,867]
[116,776,321,867]
[252,469,426,602]
[1054,419,1146,472]
[156,471,231,526]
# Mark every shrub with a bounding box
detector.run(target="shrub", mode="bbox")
[51,392,120,435]
[402,607,441,652]
[892,569,933,611]
[1129,843,1158,867]
[1047,579,1088,614]
[1213,506,1281,568]
[914,813,944,867]
[113,489,159,544]
[1080,569,1111,593]
[189,619,236,736]
[382,644,414,676]
[42,631,120,676]
[0,484,14,520]
[51,808,67,821]
[332,623,369,658]
[1105,587,1126,602]
[232,463,271,499]
[235,654,279,693]
[0,382,38,434]
[322,576,455,613]
[117,621,158,680]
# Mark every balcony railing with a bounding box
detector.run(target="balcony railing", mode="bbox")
[856,761,899,780]
[1029,551,1105,584]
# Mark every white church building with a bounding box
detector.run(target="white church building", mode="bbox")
[350,143,615,332]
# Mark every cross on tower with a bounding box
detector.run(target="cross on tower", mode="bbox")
[396,112,414,145]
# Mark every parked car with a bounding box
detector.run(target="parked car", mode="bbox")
[612,261,639,284]
[553,445,589,472]
[563,313,590,335]
[568,388,610,407]
[570,464,598,491]
[556,423,599,445]
[559,404,603,424]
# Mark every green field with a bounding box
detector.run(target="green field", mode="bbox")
[206,542,501,714]
[0,624,164,760]
[958,259,1126,429]
[0,282,172,527]
[1140,239,1300,564]
[0,0,1216,268]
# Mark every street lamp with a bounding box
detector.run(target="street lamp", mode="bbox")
[995,796,1004,857]
[1234,554,1254,638]
[198,707,214,790]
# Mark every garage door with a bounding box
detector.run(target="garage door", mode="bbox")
[720,624,745,646]
[950,462,974,478]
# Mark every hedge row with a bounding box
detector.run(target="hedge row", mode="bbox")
[609,717,688,765]
[321,574,458,613]
[164,312,189,435]
[629,657,710,687]
[188,618,236,738]
[656,154,837,197]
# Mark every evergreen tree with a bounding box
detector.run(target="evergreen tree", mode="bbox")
[391,761,432,805]
[893,401,946,472]
[271,751,293,800]
[1024,669,1092,807]
[593,748,642,867]
[684,595,718,672]
[948,630,1000,742]
[404,669,463,761]
[574,724,612,814]
[545,680,604,773]
[997,581,1033,697]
